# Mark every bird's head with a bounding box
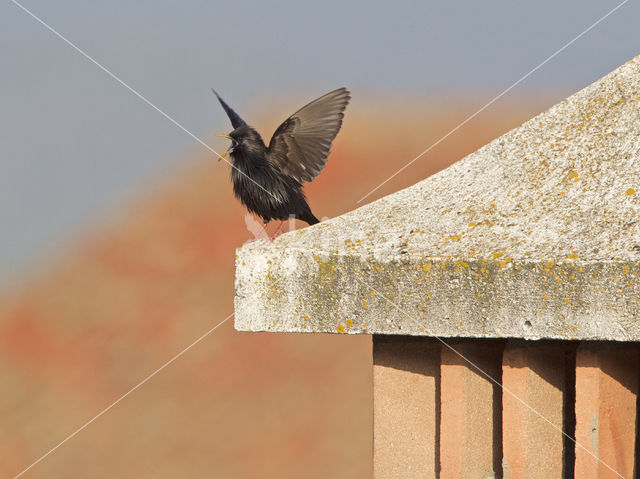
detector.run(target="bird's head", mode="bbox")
[213,89,264,161]
[217,125,264,161]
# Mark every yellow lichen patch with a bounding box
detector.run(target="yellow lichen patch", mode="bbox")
[346,319,353,329]
[622,265,630,275]
[419,327,425,332]
[423,263,432,271]
[304,314,310,320]
[477,293,483,298]
[567,253,579,260]
[498,257,512,269]
[567,170,579,181]
[493,252,504,259]
[626,188,636,196]
[468,221,477,227]
[363,323,368,327]
[370,290,376,296]
[564,298,570,303]
[363,300,368,309]
[336,324,345,333]
[445,234,463,242]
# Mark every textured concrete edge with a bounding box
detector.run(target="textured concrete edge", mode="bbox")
[234,245,640,341]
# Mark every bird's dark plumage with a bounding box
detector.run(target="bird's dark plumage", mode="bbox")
[214,88,350,231]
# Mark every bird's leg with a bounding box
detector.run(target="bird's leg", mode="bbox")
[269,221,285,241]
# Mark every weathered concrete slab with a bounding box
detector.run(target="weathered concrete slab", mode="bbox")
[235,54,640,340]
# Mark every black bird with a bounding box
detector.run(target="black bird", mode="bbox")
[214,88,350,239]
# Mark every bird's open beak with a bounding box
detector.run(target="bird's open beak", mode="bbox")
[217,134,232,162]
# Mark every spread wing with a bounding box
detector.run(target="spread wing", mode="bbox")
[266,88,350,183]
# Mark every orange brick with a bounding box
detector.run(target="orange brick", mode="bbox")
[373,336,440,479]
[440,340,503,478]
[575,344,638,478]
[502,342,565,478]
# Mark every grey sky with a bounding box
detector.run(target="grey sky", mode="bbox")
[1,0,639,285]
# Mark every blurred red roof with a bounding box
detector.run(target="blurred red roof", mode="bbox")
[0,95,552,478]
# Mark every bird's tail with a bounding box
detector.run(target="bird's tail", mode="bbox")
[303,212,319,225]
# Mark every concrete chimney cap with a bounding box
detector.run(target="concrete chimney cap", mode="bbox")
[235,54,640,342]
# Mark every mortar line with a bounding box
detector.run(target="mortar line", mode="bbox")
[355,276,626,478]
[11,313,233,479]
[9,0,281,203]
[356,0,630,205]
